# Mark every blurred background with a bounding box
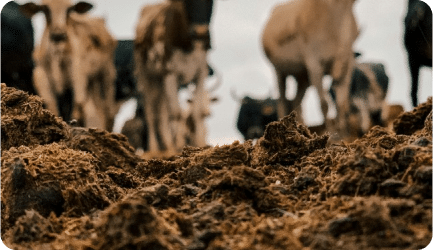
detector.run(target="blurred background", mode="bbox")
[9,0,433,145]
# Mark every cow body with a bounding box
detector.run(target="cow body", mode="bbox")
[21,0,117,130]
[134,1,210,153]
[330,62,389,135]
[1,1,36,95]
[262,0,359,133]
[114,39,136,101]
[404,0,432,107]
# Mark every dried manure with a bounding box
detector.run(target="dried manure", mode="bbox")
[1,84,432,249]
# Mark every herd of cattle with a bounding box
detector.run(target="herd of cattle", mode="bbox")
[1,0,431,153]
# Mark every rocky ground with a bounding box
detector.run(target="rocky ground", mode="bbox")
[1,83,432,249]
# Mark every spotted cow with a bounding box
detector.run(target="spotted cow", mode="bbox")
[134,0,211,152]
[20,0,117,130]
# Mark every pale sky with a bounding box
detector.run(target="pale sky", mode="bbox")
[5,0,433,146]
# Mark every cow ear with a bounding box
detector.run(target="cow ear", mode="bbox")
[20,2,43,18]
[70,1,93,14]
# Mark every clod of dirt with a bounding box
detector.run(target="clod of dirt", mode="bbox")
[66,127,141,170]
[199,165,283,212]
[424,111,432,135]
[328,216,362,237]
[251,112,329,166]
[1,143,124,234]
[10,210,62,245]
[2,157,64,226]
[393,97,432,135]
[89,194,184,250]
[1,83,69,150]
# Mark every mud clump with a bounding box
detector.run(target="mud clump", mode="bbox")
[1,85,432,250]
[1,83,68,150]
[251,112,329,166]
[393,96,432,135]
[66,126,142,171]
[90,195,184,250]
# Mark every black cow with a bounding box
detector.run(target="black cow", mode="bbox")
[114,39,137,101]
[1,1,36,95]
[330,62,389,136]
[234,94,279,141]
[404,0,432,107]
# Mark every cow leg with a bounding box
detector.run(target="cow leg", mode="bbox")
[164,74,182,120]
[353,97,370,134]
[277,70,287,119]
[101,64,117,131]
[145,92,159,152]
[163,73,184,149]
[143,82,160,153]
[292,74,309,123]
[135,57,159,152]
[70,59,88,126]
[191,61,208,148]
[408,57,420,107]
[333,56,355,135]
[159,95,177,152]
[304,54,328,126]
[33,67,60,116]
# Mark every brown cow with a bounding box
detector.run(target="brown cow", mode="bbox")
[262,0,359,134]
[20,0,117,130]
[134,1,210,153]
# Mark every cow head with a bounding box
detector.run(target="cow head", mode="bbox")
[238,96,278,140]
[186,73,221,118]
[20,0,93,43]
[231,89,279,140]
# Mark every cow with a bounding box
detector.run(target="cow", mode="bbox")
[233,61,389,140]
[20,0,118,130]
[231,90,278,141]
[329,62,389,136]
[114,39,137,102]
[231,91,328,140]
[261,0,359,135]
[134,0,211,153]
[121,75,220,153]
[404,0,432,107]
[1,1,37,95]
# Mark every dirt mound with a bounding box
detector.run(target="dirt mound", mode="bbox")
[393,97,432,135]
[1,84,432,249]
[1,83,68,150]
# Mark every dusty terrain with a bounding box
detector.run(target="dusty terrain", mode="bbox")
[1,83,432,249]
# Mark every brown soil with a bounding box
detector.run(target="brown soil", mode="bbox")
[1,83,432,250]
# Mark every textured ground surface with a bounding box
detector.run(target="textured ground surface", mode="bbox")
[1,83,432,249]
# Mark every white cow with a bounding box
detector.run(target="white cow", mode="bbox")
[262,0,360,134]
[21,0,117,130]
